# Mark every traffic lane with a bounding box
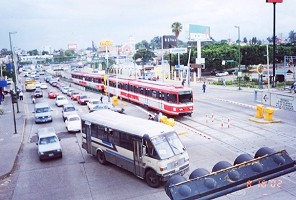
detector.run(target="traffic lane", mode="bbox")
[12,162,91,200]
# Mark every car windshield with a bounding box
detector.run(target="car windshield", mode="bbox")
[91,100,100,104]
[80,96,87,99]
[39,136,58,144]
[69,117,80,121]
[65,107,75,112]
[178,91,193,103]
[151,132,185,160]
[36,107,50,113]
[58,97,66,100]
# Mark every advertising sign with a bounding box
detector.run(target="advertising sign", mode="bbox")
[188,24,211,41]
[270,93,296,112]
[100,40,113,46]
[169,48,187,54]
[266,0,283,3]
[68,44,77,50]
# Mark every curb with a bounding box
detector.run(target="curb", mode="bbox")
[0,117,26,180]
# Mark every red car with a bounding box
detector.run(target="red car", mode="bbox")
[48,91,59,99]
[77,95,90,105]
[71,92,80,101]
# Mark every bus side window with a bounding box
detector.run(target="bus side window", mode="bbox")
[91,124,98,138]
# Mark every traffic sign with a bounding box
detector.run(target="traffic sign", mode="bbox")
[99,40,113,46]
[257,64,265,75]
[169,48,187,54]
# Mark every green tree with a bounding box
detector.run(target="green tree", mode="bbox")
[28,49,39,56]
[171,22,182,40]
[133,49,156,63]
[64,50,75,57]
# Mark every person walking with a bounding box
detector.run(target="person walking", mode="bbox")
[181,79,186,87]
[19,91,24,101]
[100,95,103,103]
[223,79,226,87]
[202,82,206,93]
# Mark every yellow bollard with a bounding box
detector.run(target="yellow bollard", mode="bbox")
[160,116,168,124]
[167,118,175,127]
[265,107,275,121]
[256,104,264,119]
[112,96,118,106]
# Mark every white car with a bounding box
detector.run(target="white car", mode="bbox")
[36,127,62,161]
[87,99,101,110]
[65,114,81,132]
[36,82,41,88]
[55,95,69,107]
[215,71,229,77]
[40,83,48,89]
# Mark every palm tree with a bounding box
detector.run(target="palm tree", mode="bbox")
[171,22,182,40]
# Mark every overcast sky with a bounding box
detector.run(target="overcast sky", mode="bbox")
[0,0,294,51]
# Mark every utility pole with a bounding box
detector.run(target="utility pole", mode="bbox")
[9,31,19,112]
[234,26,241,90]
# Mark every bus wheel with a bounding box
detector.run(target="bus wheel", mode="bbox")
[145,169,161,188]
[97,151,107,165]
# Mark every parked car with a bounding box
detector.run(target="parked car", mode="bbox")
[89,104,109,112]
[33,88,43,98]
[40,83,48,89]
[70,91,80,101]
[55,95,69,107]
[86,99,101,110]
[65,114,81,132]
[62,104,78,121]
[48,91,59,99]
[77,95,90,105]
[36,127,62,161]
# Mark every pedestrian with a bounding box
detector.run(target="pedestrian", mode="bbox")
[100,95,103,103]
[202,82,206,93]
[148,114,154,120]
[19,91,24,101]
[153,113,159,122]
[1,91,4,101]
[181,79,186,87]
[158,112,163,122]
[223,79,226,87]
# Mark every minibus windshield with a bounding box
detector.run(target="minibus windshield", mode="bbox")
[151,132,185,160]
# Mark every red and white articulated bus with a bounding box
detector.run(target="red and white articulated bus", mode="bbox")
[71,72,194,116]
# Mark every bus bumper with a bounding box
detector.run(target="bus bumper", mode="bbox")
[161,164,189,182]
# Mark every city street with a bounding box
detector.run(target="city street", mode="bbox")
[0,77,296,200]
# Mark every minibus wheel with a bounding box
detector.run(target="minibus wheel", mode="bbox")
[97,151,107,165]
[145,169,161,188]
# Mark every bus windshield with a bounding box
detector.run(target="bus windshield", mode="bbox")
[178,91,193,103]
[151,132,185,160]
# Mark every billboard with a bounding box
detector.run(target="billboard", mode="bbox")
[188,24,211,41]
[266,0,283,3]
[68,44,77,50]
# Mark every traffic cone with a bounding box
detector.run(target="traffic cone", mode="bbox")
[227,118,230,128]
[221,118,224,128]
[211,113,214,122]
[206,114,208,123]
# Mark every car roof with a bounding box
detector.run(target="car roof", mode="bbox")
[63,103,75,108]
[35,102,50,108]
[37,127,56,137]
[67,114,80,119]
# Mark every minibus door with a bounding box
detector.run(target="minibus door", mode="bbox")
[85,124,92,154]
[133,140,145,178]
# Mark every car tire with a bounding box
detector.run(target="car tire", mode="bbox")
[145,169,161,188]
[97,150,107,165]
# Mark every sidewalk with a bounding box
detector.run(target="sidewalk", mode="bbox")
[0,94,25,180]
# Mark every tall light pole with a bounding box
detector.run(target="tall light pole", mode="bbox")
[234,26,241,90]
[9,31,20,113]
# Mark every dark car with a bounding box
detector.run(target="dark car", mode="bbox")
[34,89,43,98]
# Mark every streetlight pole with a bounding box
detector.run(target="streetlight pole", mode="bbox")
[9,31,20,112]
[234,26,241,90]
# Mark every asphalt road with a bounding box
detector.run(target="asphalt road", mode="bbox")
[0,74,296,200]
